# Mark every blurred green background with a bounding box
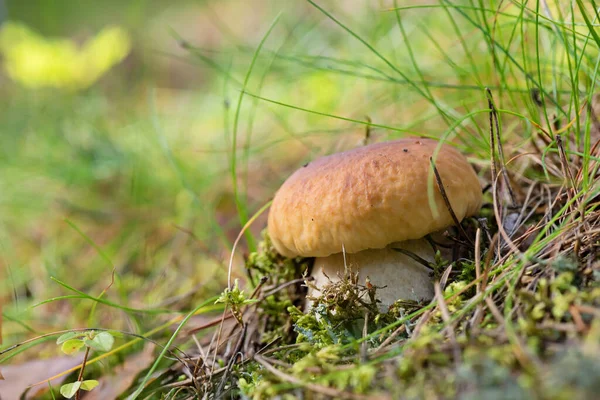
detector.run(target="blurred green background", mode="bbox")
[2,0,426,352]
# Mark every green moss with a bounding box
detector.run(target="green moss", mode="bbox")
[244,230,312,345]
[232,222,600,399]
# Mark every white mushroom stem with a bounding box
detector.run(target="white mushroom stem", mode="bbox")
[309,238,436,311]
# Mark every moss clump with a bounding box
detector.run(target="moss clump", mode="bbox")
[244,230,313,345]
[246,230,310,284]
[232,211,600,400]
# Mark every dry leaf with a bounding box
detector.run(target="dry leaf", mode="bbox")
[0,355,84,399]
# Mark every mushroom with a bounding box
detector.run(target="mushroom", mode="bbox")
[267,138,482,309]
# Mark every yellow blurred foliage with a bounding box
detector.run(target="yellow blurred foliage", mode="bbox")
[0,22,131,90]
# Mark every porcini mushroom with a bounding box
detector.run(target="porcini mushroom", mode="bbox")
[267,138,482,309]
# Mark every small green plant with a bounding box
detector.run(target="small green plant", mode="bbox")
[56,330,115,399]
[215,279,258,324]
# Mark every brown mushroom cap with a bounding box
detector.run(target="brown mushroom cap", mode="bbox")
[268,138,482,258]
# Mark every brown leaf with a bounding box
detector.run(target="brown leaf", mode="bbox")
[0,354,84,399]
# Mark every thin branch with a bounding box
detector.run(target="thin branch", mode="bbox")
[556,134,578,202]
[434,283,461,368]
[429,157,474,246]
[391,247,434,270]
[254,354,387,400]
[261,276,314,298]
[373,324,407,354]
[360,311,369,363]
[216,324,247,396]
[75,346,90,400]
[486,88,518,209]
